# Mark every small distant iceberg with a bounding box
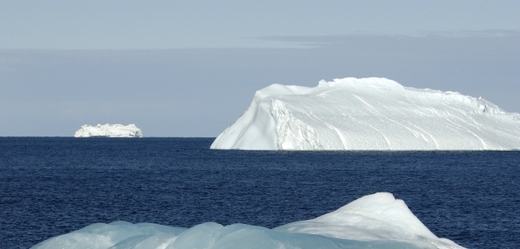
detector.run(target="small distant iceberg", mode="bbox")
[74,124,143,138]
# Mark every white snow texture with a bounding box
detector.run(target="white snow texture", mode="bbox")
[74,124,143,138]
[31,192,464,249]
[211,77,520,150]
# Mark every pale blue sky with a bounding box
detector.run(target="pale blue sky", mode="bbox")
[1,1,519,136]
[2,1,520,49]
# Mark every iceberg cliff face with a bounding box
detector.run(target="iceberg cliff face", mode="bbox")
[74,124,143,138]
[211,77,520,150]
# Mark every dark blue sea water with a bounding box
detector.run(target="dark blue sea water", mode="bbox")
[0,137,519,248]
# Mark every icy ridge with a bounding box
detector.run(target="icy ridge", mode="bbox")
[31,192,465,249]
[211,77,520,150]
[74,124,143,138]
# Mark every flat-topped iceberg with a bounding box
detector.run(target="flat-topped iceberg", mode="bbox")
[74,124,143,138]
[211,77,520,150]
[31,192,464,249]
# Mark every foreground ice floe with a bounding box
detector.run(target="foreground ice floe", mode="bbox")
[211,77,520,150]
[74,124,143,138]
[31,192,464,249]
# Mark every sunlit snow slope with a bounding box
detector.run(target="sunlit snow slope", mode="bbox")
[74,124,143,138]
[211,78,520,150]
[31,193,464,249]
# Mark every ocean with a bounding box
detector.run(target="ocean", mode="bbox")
[1,137,519,248]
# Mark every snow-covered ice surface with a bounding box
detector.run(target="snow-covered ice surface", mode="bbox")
[31,192,464,249]
[74,124,143,138]
[211,77,520,150]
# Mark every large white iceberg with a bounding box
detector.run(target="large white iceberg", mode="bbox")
[74,124,143,138]
[31,192,464,249]
[211,77,520,150]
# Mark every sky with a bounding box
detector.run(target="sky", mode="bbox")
[1,1,519,137]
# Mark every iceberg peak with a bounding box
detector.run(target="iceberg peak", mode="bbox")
[211,77,520,150]
[277,192,463,248]
[318,77,405,91]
